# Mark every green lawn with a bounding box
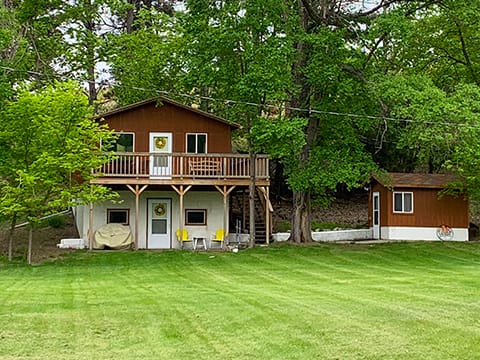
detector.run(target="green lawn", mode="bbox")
[0,242,479,359]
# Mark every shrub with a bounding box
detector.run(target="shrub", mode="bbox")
[46,215,66,228]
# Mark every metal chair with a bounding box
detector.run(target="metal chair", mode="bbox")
[176,229,193,249]
[211,229,226,249]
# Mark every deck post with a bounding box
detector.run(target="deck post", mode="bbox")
[179,185,184,247]
[171,185,192,248]
[215,185,236,248]
[127,184,148,250]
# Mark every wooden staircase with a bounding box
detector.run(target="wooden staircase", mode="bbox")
[230,188,272,244]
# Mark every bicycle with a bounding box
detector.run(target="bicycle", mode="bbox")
[436,224,453,241]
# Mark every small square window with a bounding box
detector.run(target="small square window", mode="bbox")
[103,133,134,152]
[107,209,130,225]
[186,134,207,154]
[185,209,207,225]
[393,192,413,214]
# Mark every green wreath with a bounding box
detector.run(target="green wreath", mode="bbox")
[154,203,166,217]
[155,137,167,150]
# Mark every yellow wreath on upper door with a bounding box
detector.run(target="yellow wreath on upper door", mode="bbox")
[154,203,166,217]
[155,136,167,150]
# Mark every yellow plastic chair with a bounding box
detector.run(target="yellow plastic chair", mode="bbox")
[176,229,193,249]
[211,229,226,249]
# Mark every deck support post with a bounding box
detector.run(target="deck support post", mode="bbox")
[171,185,192,248]
[215,185,236,248]
[127,184,148,250]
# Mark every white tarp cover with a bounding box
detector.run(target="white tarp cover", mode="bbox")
[94,223,133,250]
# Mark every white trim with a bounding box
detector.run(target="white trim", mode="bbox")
[393,191,414,214]
[372,192,380,239]
[380,226,468,241]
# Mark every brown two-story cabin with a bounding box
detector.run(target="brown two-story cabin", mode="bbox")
[74,97,271,249]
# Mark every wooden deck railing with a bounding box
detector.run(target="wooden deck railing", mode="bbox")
[95,153,269,180]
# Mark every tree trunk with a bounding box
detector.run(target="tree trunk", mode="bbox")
[84,0,97,107]
[248,151,256,248]
[27,227,33,265]
[7,213,17,262]
[287,0,320,244]
[291,190,312,243]
[247,111,256,247]
[290,113,318,243]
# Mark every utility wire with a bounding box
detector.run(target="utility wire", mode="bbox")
[2,64,480,130]
[113,82,480,130]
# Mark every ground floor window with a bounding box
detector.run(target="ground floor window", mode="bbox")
[107,209,130,225]
[393,192,413,213]
[185,209,207,225]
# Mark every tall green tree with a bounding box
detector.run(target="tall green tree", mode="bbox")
[180,0,296,245]
[0,81,116,262]
[364,1,480,177]
[108,8,186,105]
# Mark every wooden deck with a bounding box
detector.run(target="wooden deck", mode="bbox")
[92,153,270,186]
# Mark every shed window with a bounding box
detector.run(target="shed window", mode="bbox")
[107,209,130,225]
[186,134,207,154]
[185,209,207,225]
[393,192,413,213]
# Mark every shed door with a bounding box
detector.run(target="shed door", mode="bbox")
[149,132,172,178]
[372,192,380,239]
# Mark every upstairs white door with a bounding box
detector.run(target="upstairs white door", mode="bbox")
[149,132,172,178]
[147,199,171,249]
[372,192,380,239]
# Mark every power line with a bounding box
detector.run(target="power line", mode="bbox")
[2,64,480,130]
[114,83,480,130]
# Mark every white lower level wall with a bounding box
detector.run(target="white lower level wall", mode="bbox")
[379,226,469,241]
[312,229,372,242]
[74,190,226,249]
[272,229,372,242]
[272,226,469,242]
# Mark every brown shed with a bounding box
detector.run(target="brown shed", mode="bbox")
[369,173,469,241]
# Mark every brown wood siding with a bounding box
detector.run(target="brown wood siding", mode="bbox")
[369,181,468,228]
[99,102,232,153]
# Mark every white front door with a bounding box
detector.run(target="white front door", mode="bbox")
[147,199,171,249]
[372,192,380,239]
[149,132,172,178]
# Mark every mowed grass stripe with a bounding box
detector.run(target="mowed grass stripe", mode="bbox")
[190,246,480,358]
[234,245,478,358]
[0,242,479,359]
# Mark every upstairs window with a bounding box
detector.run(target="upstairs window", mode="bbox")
[186,133,207,154]
[103,133,134,152]
[393,192,413,213]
